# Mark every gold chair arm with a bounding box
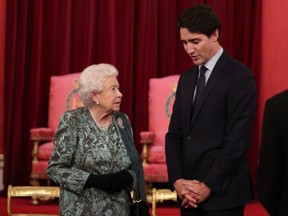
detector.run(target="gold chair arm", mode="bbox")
[32,140,40,163]
[152,188,177,216]
[7,185,60,215]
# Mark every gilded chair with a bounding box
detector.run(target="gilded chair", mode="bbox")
[152,188,177,216]
[30,73,82,189]
[7,185,60,215]
[140,75,179,203]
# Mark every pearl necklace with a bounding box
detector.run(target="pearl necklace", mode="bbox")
[89,108,111,131]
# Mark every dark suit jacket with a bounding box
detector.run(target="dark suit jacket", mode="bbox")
[257,90,288,216]
[165,51,257,211]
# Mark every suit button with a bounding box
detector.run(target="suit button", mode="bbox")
[187,136,191,140]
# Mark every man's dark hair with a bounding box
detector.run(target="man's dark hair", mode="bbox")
[176,3,222,41]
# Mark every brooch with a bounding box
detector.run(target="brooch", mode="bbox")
[117,117,124,129]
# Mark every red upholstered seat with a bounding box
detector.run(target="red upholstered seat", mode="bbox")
[30,73,82,186]
[140,75,179,195]
[37,142,54,160]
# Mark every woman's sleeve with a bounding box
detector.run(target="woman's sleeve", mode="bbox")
[46,111,90,195]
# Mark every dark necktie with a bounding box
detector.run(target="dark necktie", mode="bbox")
[190,66,207,123]
[193,65,208,108]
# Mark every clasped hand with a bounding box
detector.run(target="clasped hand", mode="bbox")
[174,179,212,208]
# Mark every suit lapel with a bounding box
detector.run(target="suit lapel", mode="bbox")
[189,52,227,129]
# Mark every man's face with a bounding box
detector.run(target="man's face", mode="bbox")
[180,27,219,65]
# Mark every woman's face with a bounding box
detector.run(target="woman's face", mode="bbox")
[95,76,122,112]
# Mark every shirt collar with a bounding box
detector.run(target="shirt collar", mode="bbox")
[201,47,223,71]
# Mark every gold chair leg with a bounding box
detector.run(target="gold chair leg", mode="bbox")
[152,188,157,216]
[30,178,40,204]
[146,182,153,203]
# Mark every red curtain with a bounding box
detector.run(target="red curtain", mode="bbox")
[0,0,6,156]
[4,0,261,192]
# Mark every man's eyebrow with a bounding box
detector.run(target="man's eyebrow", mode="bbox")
[181,38,200,42]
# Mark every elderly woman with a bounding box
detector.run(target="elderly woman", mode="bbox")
[47,63,149,215]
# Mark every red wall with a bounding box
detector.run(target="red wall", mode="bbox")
[258,0,288,135]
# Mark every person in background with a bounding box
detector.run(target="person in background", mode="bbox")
[165,4,257,216]
[47,63,149,215]
[257,90,288,216]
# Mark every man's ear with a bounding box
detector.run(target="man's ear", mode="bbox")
[211,29,219,42]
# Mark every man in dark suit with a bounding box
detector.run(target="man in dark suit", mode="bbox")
[165,4,257,216]
[257,90,288,216]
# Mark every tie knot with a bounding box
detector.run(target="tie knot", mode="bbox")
[199,66,207,76]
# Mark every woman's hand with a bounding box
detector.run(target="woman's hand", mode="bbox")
[110,170,133,191]
[84,170,133,193]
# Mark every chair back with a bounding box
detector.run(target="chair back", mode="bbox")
[48,73,82,132]
[147,75,179,163]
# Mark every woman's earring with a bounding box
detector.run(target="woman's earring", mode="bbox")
[96,101,99,105]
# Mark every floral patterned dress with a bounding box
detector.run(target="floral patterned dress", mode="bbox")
[47,107,133,216]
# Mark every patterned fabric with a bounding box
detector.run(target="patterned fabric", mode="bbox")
[47,107,141,216]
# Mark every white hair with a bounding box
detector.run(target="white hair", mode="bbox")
[78,63,119,106]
